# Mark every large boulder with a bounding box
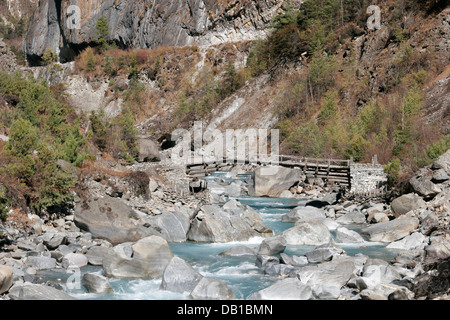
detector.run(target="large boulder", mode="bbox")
[278,220,333,246]
[187,199,272,242]
[390,193,426,217]
[103,236,174,279]
[360,215,420,243]
[247,278,312,300]
[144,211,191,243]
[254,166,304,197]
[160,257,203,293]
[74,196,159,245]
[0,265,13,294]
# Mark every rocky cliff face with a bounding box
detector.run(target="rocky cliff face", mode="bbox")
[23,0,287,64]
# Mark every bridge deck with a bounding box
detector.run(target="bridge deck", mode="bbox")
[186,156,352,186]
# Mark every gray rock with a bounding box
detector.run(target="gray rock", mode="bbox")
[335,210,366,225]
[25,256,57,270]
[247,278,312,300]
[335,226,365,243]
[190,277,236,300]
[424,237,450,265]
[62,253,88,269]
[431,149,450,174]
[360,215,420,243]
[103,236,174,279]
[256,255,279,269]
[281,206,326,223]
[312,283,341,300]
[145,211,190,242]
[386,232,427,250]
[280,253,308,266]
[419,212,440,236]
[278,220,333,246]
[82,272,113,294]
[187,200,272,242]
[295,255,367,289]
[85,245,111,266]
[74,196,160,245]
[17,240,37,252]
[254,166,305,197]
[257,237,286,256]
[43,232,68,250]
[305,242,345,264]
[263,263,296,277]
[432,168,449,182]
[409,175,441,199]
[8,283,77,300]
[0,265,14,294]
[160,257,203,293]
[349,264,402,290]
[390,193,426,217]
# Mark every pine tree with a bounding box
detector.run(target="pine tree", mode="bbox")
[95,16,110,51]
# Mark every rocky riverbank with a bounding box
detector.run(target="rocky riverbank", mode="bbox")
[0,150,449,300]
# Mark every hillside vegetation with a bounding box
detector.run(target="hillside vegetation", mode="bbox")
[0,0,449,218]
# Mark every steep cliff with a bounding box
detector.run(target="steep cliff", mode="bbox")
[23,0,287,64]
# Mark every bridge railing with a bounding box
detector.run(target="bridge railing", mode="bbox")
[185,155,352,168]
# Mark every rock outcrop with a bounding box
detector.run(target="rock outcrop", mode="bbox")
[23,0,287,63]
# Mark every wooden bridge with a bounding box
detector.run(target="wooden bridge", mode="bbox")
[186,155,352,186]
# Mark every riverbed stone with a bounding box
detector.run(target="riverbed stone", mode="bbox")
[189,277,236,300]
[336,210,366,225]
[278,220,333,246]
[85,245,110,266]
[305,242,345,264]
[281,206,326,223]
[8,283,77,300]
[160,256,203,293]
[335,226,365,243]
[247,278,312,300]
[62,253,88,269]
[257,236,286,256]
[390,193,426,217]
[103,235,174,279]
[187,200,272,242]
[82,271,114,294]
[386,232,428,250]
[43,232,68,250]
[0,265,13,294]
[295,255,367,289]
[360,215,420,243]
[25,256,57,270]
[144,210,191,242]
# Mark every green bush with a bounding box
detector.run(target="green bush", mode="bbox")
[0,185,11,222]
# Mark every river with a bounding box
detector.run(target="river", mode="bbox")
[40,172,400,300]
